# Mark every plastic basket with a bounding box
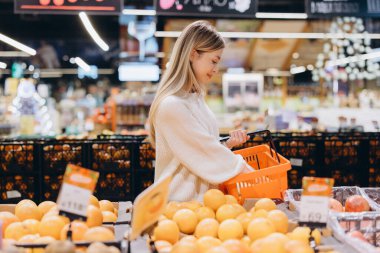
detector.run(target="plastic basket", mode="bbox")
[220,131,291,203]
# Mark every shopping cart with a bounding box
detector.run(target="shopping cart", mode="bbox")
[220,130,291,203]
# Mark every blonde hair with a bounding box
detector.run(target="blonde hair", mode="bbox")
[148,20,225,146]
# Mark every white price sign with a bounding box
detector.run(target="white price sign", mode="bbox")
[57,183,91,217]
[299,195,329,224]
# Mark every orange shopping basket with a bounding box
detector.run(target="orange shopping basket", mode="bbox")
[220,130,291,203]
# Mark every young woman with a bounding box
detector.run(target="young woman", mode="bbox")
[148,20,253,202]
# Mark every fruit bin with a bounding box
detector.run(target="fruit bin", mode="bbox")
[0,139,36,173]
[329,212,380,253]
[359,187,380,210]
[285,186,380,213]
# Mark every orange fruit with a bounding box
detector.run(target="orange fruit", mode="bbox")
[33,236,56,253]
[236,212,254,234]
[311,228,321,245]
[267,210,289,233]
[196,236,222,253]
[232,204,246,216]
[218,219,244,241]
[22,219,40,234]
[225,195,238,204]
[252,209,268,219]
[284,240,313,253]
[86,205,103,227]
[170,241,198,253]
[99,200,114,212]
[194,218,219,238]
[266,232,289,247]
[164,201,182,219]
[0,211,20,234]
[153,219,180,245]
[222,239,250,253]
[18,234,39,243]
[254,198,277,212]
[247,218,275,242]
[180,235,197,244]
[89,195,100,208]
[203,189,226,212]
[250,236,286,253]
[83,226,115,241]
[102,211,117,223]
[42,206,70,225]
[195,206,215,221]
[216,204,239,223]
[181,200,202,211]
[172,209,198,234]
[288,227,311,244]
[60,220,88,241]
[38,201,56,216]
[39,216,65,239]
[15,199,36,212]
[15,202,41,221]
[4,222,29,240]
[154,240,172,252]
[240,235,251,247]
[205,246,230,253]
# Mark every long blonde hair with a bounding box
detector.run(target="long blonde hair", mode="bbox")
[148,20,225,146]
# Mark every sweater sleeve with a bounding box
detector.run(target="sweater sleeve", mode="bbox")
[155,97,245,185]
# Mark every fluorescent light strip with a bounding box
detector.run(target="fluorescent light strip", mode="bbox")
[79,12,109,51]
[256,12,307,19]
[0,51,31,57]
[290,66,306,75]
[0,33,36,55]
[0,62,7,69]
[122,9,156,16]
[326,51,380,67]
[74,57,91,72]
[154,31,380,40]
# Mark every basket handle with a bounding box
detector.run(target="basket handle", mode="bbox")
[220,130,281,163]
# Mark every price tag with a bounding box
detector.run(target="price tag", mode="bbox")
[290,158,303,167]
[57,164,99,220]
[130,175,171,240]
[299,177,334,227]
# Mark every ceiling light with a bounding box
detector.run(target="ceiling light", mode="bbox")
[74,57,91,72]
[79,12,109,51]
[290,66,306,75]
[326,51,380,67]
[0,51,31,57]
[0,62,7,69]
[0,33,36,55]
[256,12,307,19]
[122,9,156,16]
[307,64,314,70]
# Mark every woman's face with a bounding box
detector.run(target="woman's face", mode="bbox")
[191,49,223,85]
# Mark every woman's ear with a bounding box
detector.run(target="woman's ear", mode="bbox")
[190,49,197,63]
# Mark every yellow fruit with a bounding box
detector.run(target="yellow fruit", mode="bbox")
[236,212,254,234]
[216,204,239,222]
[89,195,100,208]
[154,240,172,252]
[241,236,251,247]
[39,216,65,239]
[102,211,117,223]
[172,209,198,234]
[247,218,275,242]
[232,204,246,215]
[99,200,114,212]
[180,235,197,244]
[86,205,103,227]
[222,239,251,253]
[60,220,88,241]
[249,206,255,213]
[196,236,222,253]
[218,219,244,241]
[15,199,36,213]
[45,241,75,253]
[153,219,180,245]
[252,209,268,219]
[266,232,289,247]
[4,222,29,240]
[225,195,238,204]
[195,207,215,221]
[164,201,182,219]
[250,236,286,253]
[22,219,40,234]
[170,241,198,253]
[15,202,41,221]
[287,227,311,244]
[284,240,313,253]
[255,198,277,212]
[267,210,289,233]
[203,189,226,212]
[311,228,321,245]
[0,211,20,234]
[158,214,168,222]
[194,218,219,238]
[113,207,118,216]
[84,226,115,241]
[181,200,202,211]
[18,234,39,243]
[42,206,70,225]
[205,246,230,253]
[37,201,56,216]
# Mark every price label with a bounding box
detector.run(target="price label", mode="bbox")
[299,177,334,227]
[57,164,99,220]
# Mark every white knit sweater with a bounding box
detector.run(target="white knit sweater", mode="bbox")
[154,93,245,202]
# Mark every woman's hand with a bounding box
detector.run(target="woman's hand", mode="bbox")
[225,129,250,149]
